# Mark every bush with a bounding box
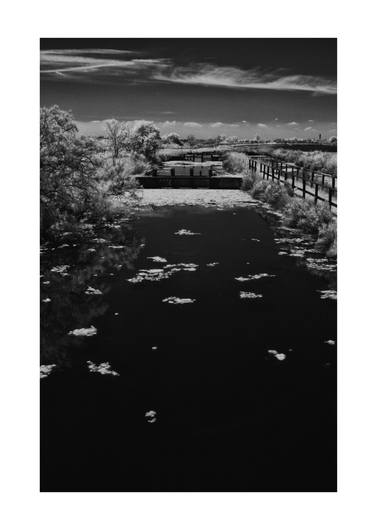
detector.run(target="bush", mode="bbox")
[316,221,337,257]
[252,180,291,209]
[223,152,249,174]
[241,172,257,191]
[284,199,333,234]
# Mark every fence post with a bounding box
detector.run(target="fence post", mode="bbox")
[332,176,336,190]
[291,168,295,190]
[314,183,319,204]
[311,170,315,186]
[302,179,306,199]
[322,174,325,187]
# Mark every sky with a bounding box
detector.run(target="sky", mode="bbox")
[40,38,337,139]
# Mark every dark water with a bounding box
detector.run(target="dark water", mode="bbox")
[40,206,336,492]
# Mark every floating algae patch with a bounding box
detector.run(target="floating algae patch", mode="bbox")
[174,229,201,236]
[235,273,275,282]
[318,290,337,300]
[87,361,119,376]
[68,325,97,337]
[85,286,103,296]
[50,265,70,276]
[268,349,286,361]
[145,410,157,423]
[239,291,263,299]
[127,268,173,284]
[147,256,168,263]
[40,364,56,379]
[162,297,196,304]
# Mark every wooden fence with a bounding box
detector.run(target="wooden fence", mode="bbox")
[249,158,337,210]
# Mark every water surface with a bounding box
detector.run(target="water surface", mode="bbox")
[40,205,336,491]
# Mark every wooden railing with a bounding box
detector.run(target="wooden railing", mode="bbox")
[249,158,337,210]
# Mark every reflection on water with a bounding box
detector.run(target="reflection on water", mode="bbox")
[40,222,144,368]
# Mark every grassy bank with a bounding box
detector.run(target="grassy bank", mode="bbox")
[223,152,337,258]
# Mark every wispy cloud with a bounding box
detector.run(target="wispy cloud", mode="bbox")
[41,50,336,95]
[154,64,336,95]
[304,126,313,131]
[287,121,299,126]
[40,49,168,77]
[210,122,224,128]
[257,123,268,128]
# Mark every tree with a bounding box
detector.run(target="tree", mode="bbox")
[329,136,337,143]
[40,105,101,234]
[124,121,161,160]
[105,119,127,159]
[163,132,183,146]
[186,135,197,148]
[214,134,227,146]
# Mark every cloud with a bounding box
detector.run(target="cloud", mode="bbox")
[287,121,299,126]
[308,119,314,122]
[41,50,336,95]
[40,49,168,77]
[154,64,336,94]
[210,122,224,128]
[304,126,313,131]
[184,121,202,128]
[257,123,268,128]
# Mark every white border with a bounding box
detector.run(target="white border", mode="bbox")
[1,1,375,529]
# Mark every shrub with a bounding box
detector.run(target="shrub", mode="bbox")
[316,221,337,257]
[241,172,257,191]
[252,181,291,209]
[284,199,333,234]
[223,152,249,174]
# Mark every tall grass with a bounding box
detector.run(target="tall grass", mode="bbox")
[272,149,337,175]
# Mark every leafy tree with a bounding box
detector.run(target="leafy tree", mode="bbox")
[163,132,183,146]
[123,121,161,160]
[329,136,337,143]
[186,135,198,148]
[40,105,101,234]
